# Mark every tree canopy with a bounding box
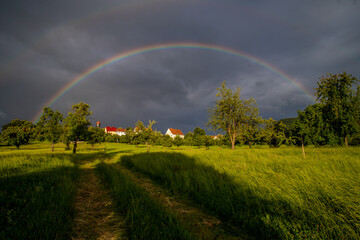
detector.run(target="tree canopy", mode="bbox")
[64,102,92,153]
[207,81,261,150]
[0,119,34,149]
[37,107,63,152]
[314,72,359,145]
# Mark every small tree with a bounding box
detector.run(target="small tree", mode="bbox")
[1,120,34,149]
[207,81,260,150]
[184,132,194,146]
[202,135,212,150]
[37,107,63,152]
[173,135,184,148]
[262,118,287,148]
[87,126,105,150]
[162,134,173,148]
[193,127,206,147]
[135,120,156,153]
[64,102,92,153]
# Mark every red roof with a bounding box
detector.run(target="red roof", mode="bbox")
[96,121,100,124]
[105,126,117,132]
[116,128,126,132]
[169,128,184,136]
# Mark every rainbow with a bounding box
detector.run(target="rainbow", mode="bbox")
[32,42,315,122]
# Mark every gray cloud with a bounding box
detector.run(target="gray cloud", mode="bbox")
[0,0,359,133]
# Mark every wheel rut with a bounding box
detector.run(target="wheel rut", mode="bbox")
[114,164,249,240]
[72,167,128,240]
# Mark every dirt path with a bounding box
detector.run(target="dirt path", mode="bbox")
[115,164,250,240]
[71,167,128,240]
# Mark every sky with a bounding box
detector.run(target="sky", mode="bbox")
[0,0,359,134]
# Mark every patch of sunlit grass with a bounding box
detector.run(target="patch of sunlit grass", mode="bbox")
[120,146,360,239]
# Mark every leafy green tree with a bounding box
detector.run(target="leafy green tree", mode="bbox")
[162,134,173,148]
[105,133,120,142]
[192,127,206,146]
[207,81,260,150]
[173,135,184,148]
[193,127,206,136]
[152,130,164,146]
[202,135,213,149]
[135,120,156,153]
[294,104,328,146]
[37,107,63,152]
[184,132,194,146]
[315,72,359,146]
[87,126,105,150]
[64,102,92,153]
[241,113,263,148]
[349,86,360,144]
[1,119,34,149]
[262,118,287,148]
[61,124,71,150]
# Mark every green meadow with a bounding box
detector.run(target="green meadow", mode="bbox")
[1,142,359,239]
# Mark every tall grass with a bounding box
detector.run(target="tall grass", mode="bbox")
[96,162,194,240]
[0,151,78,239]
[121,147,360,239]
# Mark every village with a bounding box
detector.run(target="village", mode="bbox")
[98,121,185,139]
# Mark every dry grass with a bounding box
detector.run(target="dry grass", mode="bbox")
[72,167,127,240]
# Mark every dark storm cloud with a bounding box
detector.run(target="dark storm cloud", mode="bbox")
[0,0,359,133]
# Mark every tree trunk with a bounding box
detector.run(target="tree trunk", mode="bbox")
[146,141,149,153]
[73,140,77,154]
[92,144,94,150]
[301,135,306,158]
[51,142,54,152]
[345,136,348,147]
[231,139,235,150]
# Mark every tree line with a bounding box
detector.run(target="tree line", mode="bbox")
[206,72,360,149]
[1,72,359,152]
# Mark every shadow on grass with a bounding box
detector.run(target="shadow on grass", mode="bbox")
[120,152,310,240]
[0,166,78,240]
[69,150,132,165]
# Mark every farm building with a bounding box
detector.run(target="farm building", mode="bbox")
[105,126,126,136]
[105,126,117,135]
[165,128,184,139]
[116,128,126,136]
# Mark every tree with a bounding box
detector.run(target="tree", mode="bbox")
[135,120,156,153]
[64,102,92,153]
[294,104,329,146]
[1,119,34,149]
[37,107,63,152]
[162,134,173,148]
[262,118,287,148]
[192,127,206,146]
[193,127,206,136]
[87,126,105,150]
[184,132,195,146]
[207,81,261,150]
[173,135,184,148]
[315,72,359,146]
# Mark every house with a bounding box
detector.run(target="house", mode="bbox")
[165,128,184,139]
[116,128,126,136]
[211,134,223,140]
[105,126,117,135]
[105,126,127,136]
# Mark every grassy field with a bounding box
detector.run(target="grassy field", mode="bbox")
[0,142,107,239]
[118,145,360,239]
[1,142,359,239]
